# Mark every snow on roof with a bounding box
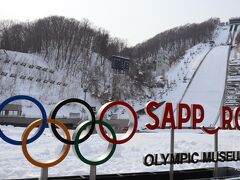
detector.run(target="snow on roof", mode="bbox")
[111,55,130,61]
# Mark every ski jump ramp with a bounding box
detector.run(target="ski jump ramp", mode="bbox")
[180,46,229,126]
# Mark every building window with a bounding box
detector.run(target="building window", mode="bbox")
[0,111,4,116]
[9,111,18,116]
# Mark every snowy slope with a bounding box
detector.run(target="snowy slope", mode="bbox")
[0,50,104,117]
[0,26,230,121]
[138,25,230,129]
[181,46,229,126]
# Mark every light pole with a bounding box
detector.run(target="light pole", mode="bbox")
[84,88,88,101]
[83,87,96,179]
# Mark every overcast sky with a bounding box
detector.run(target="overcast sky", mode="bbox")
[0,0,240,46]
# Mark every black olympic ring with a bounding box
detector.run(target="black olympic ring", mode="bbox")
[49,98,96,144]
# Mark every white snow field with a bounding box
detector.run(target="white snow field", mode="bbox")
[181,46,229,126]
[0,126,240,179]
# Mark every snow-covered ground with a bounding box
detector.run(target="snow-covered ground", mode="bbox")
[0,125,240,179]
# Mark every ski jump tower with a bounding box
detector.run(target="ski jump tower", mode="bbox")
[227,18,240,46]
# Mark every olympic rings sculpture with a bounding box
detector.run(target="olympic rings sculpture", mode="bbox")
[0,95,138,167]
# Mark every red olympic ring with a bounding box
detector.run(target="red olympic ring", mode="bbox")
[96,101,138,144]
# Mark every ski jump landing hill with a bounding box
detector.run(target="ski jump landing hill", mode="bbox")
[177,19,240,127]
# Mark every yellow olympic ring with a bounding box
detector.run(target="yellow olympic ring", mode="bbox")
[21,118,71,168]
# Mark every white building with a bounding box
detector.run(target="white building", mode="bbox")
[154,49,170,77]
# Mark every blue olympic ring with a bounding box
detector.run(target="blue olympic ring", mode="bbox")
[0,95,47,145]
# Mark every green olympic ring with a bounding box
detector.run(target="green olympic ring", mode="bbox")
[73,120,117,165]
